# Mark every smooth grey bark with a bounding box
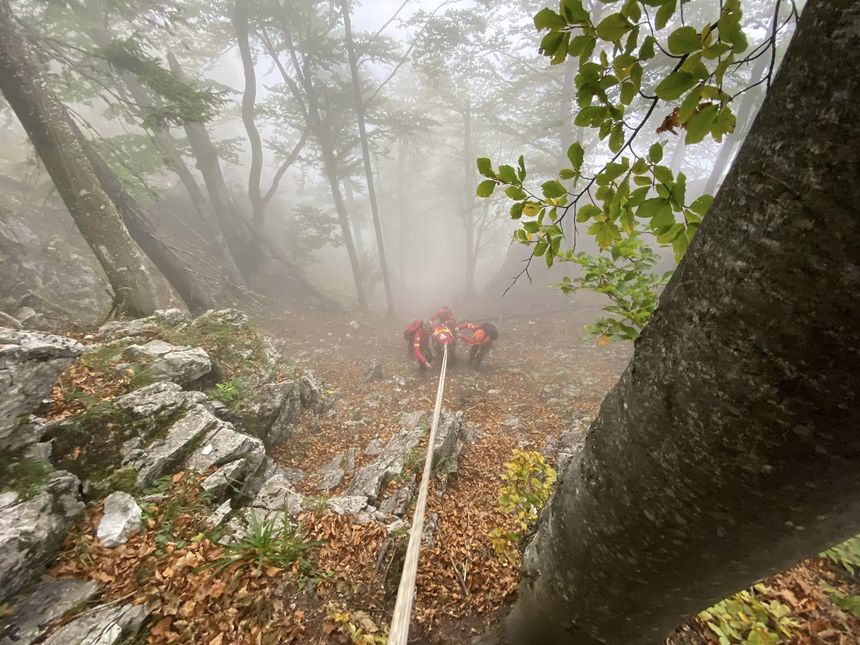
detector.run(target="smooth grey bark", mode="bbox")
[0,0,158,317]
[341,0,395,317]
[503,2,860,643]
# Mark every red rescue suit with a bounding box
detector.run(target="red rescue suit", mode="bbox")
[457,322,497,366]
[404,320,433,368]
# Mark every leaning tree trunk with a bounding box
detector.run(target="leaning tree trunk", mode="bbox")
[0,0,157,317]
[504,2,860,643]
[340,0,395,317]
[167,52,261,284]
[74,128,216,314]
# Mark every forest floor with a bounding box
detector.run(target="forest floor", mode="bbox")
[47,305,860,644]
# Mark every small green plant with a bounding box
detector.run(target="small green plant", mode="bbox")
[820,534,860,574]
[490,450,557,560]
[209,376,244,406]
[211,512,315,575]
[698,585,799,645]
[0,456,52,500]
[821,583,860,620]
[144,474,212,554]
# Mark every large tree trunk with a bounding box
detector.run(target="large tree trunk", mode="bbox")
[340,0,395,317]
[503,2,860,643]
[75,128,216,314]
[0,0,158,317]
[167,52,261,284]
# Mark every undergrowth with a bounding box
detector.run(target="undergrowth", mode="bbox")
[698,584,799,644]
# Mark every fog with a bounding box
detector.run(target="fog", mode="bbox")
[0,0,799,328]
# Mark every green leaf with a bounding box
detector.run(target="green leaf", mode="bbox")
[523,221,541,234]
[560,0,589,23]
[498,165,518,184]
[609,124,625,153]
[567,142,585,170]
[476,180,496,198]
[568,34,594,57]
[559,168,577,179]
[678,86,703,124]
[689,194,713,216]
[510,202,524,220]
[620,81,635,105]
[651,202,675,230]
[542,180,567,199]
[685,104,719,144]
[534,7,566,31]
[711,106,737,140]
[587,221,621,249]
[702,42,732,60]
[596,13,632,43]
[655,72,697,100]
[633,175,652,186]
[575,105,608,127]
[653,165,673,186]
[648,142,663,163]
[637,197,669,219]
[621,0,641,22]
[534,240,548,256]
[576,204,602,222]
[505,186,527,200]
[639,35,656,60]
[668,26,701,55]
[477,157,494,178]
[671,172,686,206]
[540,31,566,57]
[655,0,677,30]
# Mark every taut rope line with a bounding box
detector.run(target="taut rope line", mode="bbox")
[388,344,449,645]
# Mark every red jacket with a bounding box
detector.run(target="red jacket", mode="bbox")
[457,322,493,346]
[411,325,432,366]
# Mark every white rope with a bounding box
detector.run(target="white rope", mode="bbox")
[388,344,449,645]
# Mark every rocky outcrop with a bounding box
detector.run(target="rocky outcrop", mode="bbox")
[41,602,148,645]
[97,492,142,548]
[0,471,84,603]
[0,329,83,450]
[125,340,211,386]
[0,576,100,645]
[236,381,303,447]
[96,308,188,341]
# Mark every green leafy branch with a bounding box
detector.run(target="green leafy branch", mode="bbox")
[478,0,795,339]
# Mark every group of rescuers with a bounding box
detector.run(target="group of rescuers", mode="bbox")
[403,307,499,370]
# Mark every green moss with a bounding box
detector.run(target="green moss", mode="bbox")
[0,456,52,500]
[80,339,135,372]
[403,446,426,476]
[46,401,182,500]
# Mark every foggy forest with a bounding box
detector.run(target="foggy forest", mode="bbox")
[0,0,858,643]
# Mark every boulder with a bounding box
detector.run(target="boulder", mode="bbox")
[41,602,148,645]
[364,359,383,383]
[200,459,252,502]
[0,471,83,603]
[327,495,369,516]
[347,416,426,502]
[125,341,211,386]
[316,448,356,492]
[0,576,100,645]
[237,380,302,447]
[96,319,158,341]
[222,470,305,542]
[96,492,142,548]
[0,329,83,450]
[113,382,206,418]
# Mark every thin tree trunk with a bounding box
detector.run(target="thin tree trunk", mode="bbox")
[396,138,407,284]
[167,52,260,284]
[0,0,157,317]
[272,30,368,311]
[343,180,366,260]
[463,102,477,297]
[233,0,264,229]
[75,127,216,313]
[503,3,860,643]
[340,0,395,317]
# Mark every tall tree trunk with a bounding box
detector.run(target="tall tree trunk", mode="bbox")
[503,3,860,643]
[273,31,368,311]
[167,52,261,283]
[233,0,265,230]
[703,47,770,195]
[340,0,395,317]
[463,101,477,297]
[343,180,367,260]
[0,0,157,317]
[75,127,216,313]
[396,138,407,285]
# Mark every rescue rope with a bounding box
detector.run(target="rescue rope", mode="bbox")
[388,344,449,645]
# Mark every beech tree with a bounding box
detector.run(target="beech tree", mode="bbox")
[492,1,860,642]
[0,0,158,317]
